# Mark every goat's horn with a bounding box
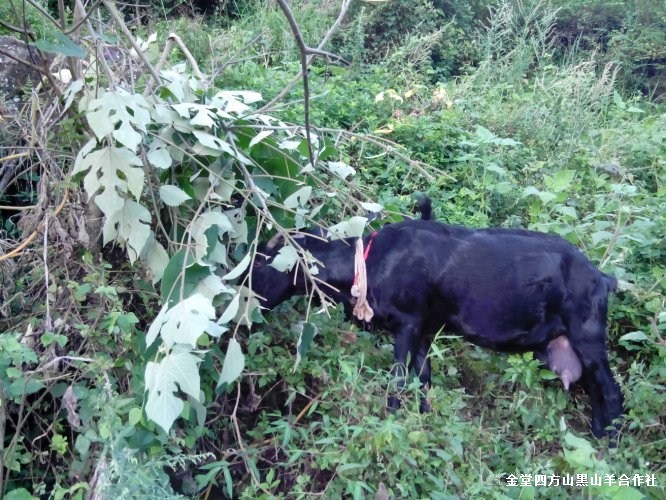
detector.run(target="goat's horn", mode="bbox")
[266,233,283,249]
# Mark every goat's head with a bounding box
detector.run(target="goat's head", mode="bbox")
[249,233,300,309]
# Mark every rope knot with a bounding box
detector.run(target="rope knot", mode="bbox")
[351,232,376,322]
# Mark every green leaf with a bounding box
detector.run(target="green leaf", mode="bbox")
[359,202,384,212]
[328,217,367,240]
[142,236,169,284]
[326,161,356,179]
[4,488,38,500]
[613,91,626,110]
[192,130,251,164]
[191,211,233,263]
[548,169,576,192]
[337,463,367,473]
[144,348,202,432]
[147,145,172,169]
[34,32,86,58]
[591,230,613,246]
[562,432,596,469]
[219,292,241,325]
[74,434,91,457]
[619,331,648,342]
[190,108,217,128]
[148,294,216,348]
[554,205,578,219]
[160,250,211,304]
[269,245,299,272]
[85,90,151,150]
[595,484,645,500]
[128,407,143,426]
[493,181,514,194]
[294,322,318,370]
[495,137,521,146]
[144,367,181,432]
[10,378,44,398]
[104,201,152,263]
[249,130,274,148]
[222,253,252,280]
[73,146,144,210]
[485,163,507,176]
[160,185,191,207]
[194,274,234,300]
[537,191,557,204]
[475,125,496,142]
[217,338,245,390]
[283,186,312,209]
[521,186,541,198]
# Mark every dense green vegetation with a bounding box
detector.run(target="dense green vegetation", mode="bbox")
[1,0,664,498]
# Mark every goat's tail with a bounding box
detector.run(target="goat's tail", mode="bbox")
[416,195,433,220]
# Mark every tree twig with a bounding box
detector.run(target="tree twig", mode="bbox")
[258,0,352,114]
[151,33,205,91]
[101,0,161,90]
[0,18,34,37]
[64,0,104,35]
[274,0,316,169]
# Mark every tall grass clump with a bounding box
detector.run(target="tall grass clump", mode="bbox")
[456,0,622,162]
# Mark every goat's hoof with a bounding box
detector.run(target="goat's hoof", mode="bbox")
[387,395,401,411]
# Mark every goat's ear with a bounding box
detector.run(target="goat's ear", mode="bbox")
[266,233,284,249]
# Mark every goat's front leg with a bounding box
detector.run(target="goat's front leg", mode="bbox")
[387,321,420,411]
[410,337,432,413]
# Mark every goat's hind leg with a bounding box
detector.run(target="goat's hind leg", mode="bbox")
[567,320,623,438]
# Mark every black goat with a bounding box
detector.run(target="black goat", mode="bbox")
[249,202,623,437]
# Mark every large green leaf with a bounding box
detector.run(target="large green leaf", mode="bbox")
[159,185,191,206]
[73,145,144,212]
[34,32,86,58]
[269,245,299,272]
[328,217,368,240]
[145,349,202,432]
[191,211,234,263]
[86,90,151,150]
[160,250,211,304]
[216,338,245,390]
[103,201,152,263]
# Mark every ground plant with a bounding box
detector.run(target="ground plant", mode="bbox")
[0,0,664,498]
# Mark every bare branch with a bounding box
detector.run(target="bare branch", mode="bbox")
[64,0,104,35]
[101,0,161,90]
[0,18,34,37]
[274,0,316,169]
[23,0,60,27]
[152,33,205,86]
[258,0,353,114]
